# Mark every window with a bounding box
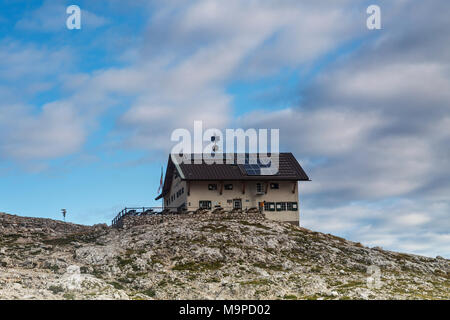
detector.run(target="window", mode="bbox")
[208,184,217,190]
[264,202,275,211]
[270,183,279,189]
[199,201,212,209]
[224,184,233,190]
[276,202,284,211]
[287,202,298,211]
[274,202,287,211]
[181,187,184,194]
[256,183,264,194]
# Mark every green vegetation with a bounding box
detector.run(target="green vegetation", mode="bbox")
[109,281,125,290]
[63,292,76,300]
[200,224,227,233]
[239,279,271,286]
[43,232,100,246]
[173,261,223,272]
[310,265,323,273]
[116,256,134,268]
[253,262,284,271]
[239,221,271,230]
[142,288,156,297]
[48,285,65,294]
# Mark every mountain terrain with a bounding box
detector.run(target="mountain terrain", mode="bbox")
[0,212,448,300]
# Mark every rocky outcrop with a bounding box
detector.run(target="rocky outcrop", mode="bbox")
[0,212,448,300]
[0,212,95,236]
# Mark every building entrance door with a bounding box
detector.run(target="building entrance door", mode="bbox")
[233,199,242,210]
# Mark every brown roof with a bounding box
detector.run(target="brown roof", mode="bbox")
[155,153,310,200]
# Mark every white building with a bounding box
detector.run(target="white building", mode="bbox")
[156,153,310,226]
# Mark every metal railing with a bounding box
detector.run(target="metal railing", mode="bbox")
[111,207,170,227]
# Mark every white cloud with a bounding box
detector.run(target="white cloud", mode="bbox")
[392,213,431,227]
[108,0,366,152]
[3,0,367,161]
[0,40,72,81]
[302,199,450,257]
[0,102,85,160]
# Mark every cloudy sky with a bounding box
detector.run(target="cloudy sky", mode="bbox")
[0,0,449,257]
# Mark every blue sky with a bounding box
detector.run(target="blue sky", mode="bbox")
[0,1,449,257]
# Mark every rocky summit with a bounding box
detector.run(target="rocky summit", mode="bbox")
[0,212,448,300]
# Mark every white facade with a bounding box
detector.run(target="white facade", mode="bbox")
[164,176,301,225]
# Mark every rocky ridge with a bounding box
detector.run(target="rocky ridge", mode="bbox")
[0,212,448,300]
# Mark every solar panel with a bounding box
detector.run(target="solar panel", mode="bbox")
[243,163,261,175]
[242,161,278,176]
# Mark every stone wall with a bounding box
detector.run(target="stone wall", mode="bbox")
[118,212,265,229]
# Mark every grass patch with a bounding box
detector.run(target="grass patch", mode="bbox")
[43,232,100,246]
[118,277,134,284]
[283,294,297,300]
[48,285,65,294]
[200,224,227,233]
[253,262,284,271]
[46,265,60,273]
[239,221,271,230]
[91,268,105,278]
[63,293,76,300]
[239,279,271,286]
[338,280,364,290]
[310,266,323,273]
[173,261,223,272]
[109,281,125,290]
[142,288,156,297]
[150,256,164,265]
[117,256,134,268]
